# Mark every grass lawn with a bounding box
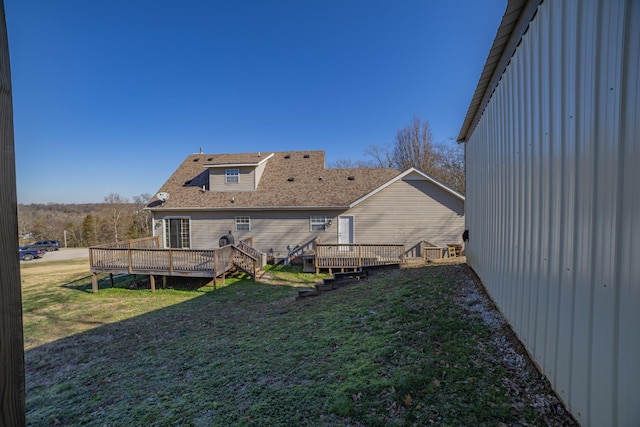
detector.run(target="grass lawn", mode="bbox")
[21,260,575,426]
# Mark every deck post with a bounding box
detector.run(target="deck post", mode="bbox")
[213,251,218,288]
[109,273,114,288]
[162,276,167,289]
[91,273,98,293]
[149,275,156,293]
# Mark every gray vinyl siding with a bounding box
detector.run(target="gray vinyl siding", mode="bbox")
[463,1,640,425]
[345,177,464,254]
[208,166,257,191]
[254,160,267,187]
[155,210,342,256]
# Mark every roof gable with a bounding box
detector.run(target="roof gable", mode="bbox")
[348,167,465,208]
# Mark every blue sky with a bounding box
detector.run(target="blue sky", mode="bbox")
[6,0,505,204]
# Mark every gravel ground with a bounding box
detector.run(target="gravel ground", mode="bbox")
[455,264,579,426]
[25,248,89,262]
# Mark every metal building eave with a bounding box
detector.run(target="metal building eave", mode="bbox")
[456,0,542,143]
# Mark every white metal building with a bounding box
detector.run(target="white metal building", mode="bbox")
[457,0,639,426]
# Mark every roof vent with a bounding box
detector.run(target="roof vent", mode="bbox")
[284,154,291,159]
[348,176,355,180]
[207,157,213,161]
[304,154,310,158]
[287,177,295,182]
[318,177,323,181]
[193,158,199,162]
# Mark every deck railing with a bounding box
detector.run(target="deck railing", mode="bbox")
[315,243,405,273]
[423,247,444,261]
[232,246,259,277]
[90,247,226,276]
[237,239,264,268]
[92,236,162,250]
[89,237,265,292]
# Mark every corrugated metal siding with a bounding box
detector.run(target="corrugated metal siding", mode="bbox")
[464,1,640,426]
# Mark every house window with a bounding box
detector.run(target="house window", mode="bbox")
[310,215,327,232]
[164,218,190,248]
[235,216,250,231]
[226,168,239,184]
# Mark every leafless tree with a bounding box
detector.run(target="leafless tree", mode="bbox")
[328,158,376,168]
[364,144,394,168]
[363,117,465,194]
[130,193,152,238]
[391,116,443,179]
[103,193,128,242]
[438,141,465,194]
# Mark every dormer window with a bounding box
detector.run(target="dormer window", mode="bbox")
[225,168,239,184]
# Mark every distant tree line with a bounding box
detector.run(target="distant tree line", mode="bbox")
[18,193,153,247]
[330,116,465,194]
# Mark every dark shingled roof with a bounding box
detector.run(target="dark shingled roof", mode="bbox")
[147,151,401,210]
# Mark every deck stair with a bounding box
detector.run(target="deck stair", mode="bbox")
[297,269,369,298]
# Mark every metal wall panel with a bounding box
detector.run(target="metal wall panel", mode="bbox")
[464,1,640,425]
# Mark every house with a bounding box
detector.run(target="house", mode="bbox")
[146,150,464,259]
[457,0,639,426]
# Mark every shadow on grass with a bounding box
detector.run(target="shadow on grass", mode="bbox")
[24,264,577,427]
[60,272,259,293]
[61,264,326,294]
[25,275,319,426]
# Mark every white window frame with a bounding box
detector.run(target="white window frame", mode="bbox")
[225,168,239,184]
[235,216,251,231]
[310,215,327,232]
[163,217,191,248]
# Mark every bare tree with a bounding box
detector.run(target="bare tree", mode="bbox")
[364,143,394,168]
[129,193,152,238]
[365,117,465,194]
[438,141,465,194]
[328,158,376,168]
[103,193,128,242]
[391,116,443,179]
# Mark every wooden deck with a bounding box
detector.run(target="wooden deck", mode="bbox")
[314,243,405,274]
[89,238,425,291]
[89,237,260,293]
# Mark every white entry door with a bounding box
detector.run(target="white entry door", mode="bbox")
[338,216,354,250]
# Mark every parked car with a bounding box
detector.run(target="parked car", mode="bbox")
[23,240,61,252]
[19,247,45,261]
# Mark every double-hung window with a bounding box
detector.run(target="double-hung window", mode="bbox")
[235,216,250,231]
[225,168,239,184]
[310,215,327,232]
